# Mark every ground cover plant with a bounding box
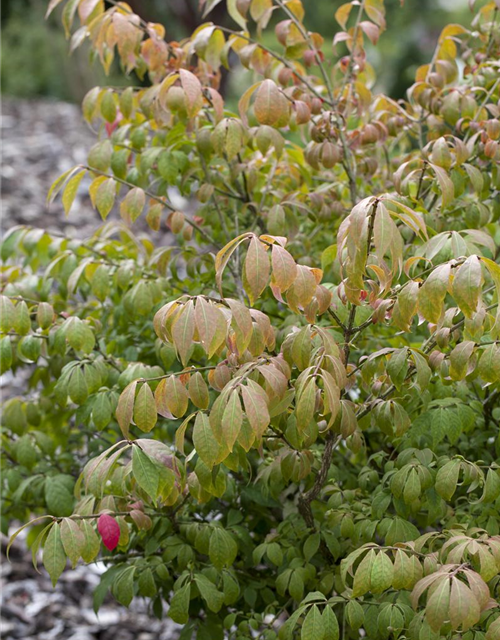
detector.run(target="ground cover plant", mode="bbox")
[2,0,500,638]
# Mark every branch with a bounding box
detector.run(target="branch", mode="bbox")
[81,166,221,249]
[217,27,334,107]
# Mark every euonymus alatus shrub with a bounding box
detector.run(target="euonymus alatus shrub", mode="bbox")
[2,0,500,638]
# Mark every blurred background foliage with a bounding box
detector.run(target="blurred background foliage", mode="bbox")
[1,0,470,104]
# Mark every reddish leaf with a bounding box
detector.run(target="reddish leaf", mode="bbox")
[97,514,120,551]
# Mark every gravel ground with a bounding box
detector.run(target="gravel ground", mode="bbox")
[1,97,181,639]
[1,97,97,236]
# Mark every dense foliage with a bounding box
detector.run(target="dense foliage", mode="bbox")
[2,0,500,638]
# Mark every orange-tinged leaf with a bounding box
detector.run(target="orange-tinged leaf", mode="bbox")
[195,297,226,357]
[238,82,261,126]
[335,2,353,29]
[287,265,316,311]
[120,187,145,223]
[227,298,253,354]
[116,380,138,439]
[241,383,270,437]
[215,233,251,294]
[254,79,282,127]
[272,244,297,292]
[449,578,479,630]
[449,341,475,381]
[95,178,116,220]
[179,69,203,117]
[164,375,189,418]
[244,236,270,305]
[172,300,195,366]
[426,577,450,631]
[188,372,210,409]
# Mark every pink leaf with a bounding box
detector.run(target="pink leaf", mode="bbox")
[97,514,120,551]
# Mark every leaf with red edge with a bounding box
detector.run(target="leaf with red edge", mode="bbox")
[97,514,120,551]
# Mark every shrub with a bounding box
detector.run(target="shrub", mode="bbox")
[2,0,500,638]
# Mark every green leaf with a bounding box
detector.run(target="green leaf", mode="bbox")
[95,178,116,220]
[164,375,189,419]
[62,170,86,216]
[429,162,454,208]
[417,263,450,323]
[449,341,475,380]
[303,532,321,562]
[112,566,136,607]
[296,378,316,430]
[482,468,500,503]
[227,0,247,30]
[209,527,237,570]
[452,255,482,318]
[221,390,243,452]
[132,445,160,501]
[120,187,145,223]
[387,348,409,390]
[194,574,225,613]
[322,605,340,640]
[45,477,74,517]
[169,582,191,624]
[80,520,101,563]
[100,90,117,123]
[133,383,157,433]
[435,459,460,501]
[60,518,85,568]
[370,551,394,594]
[138,568,157,597]
[47,166,80,204]
[352,549,376,597]
[193,412,221,469]
[43,522,67,586]
[301,604,324,640]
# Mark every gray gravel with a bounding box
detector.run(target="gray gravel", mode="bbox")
[1,97,98,236]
